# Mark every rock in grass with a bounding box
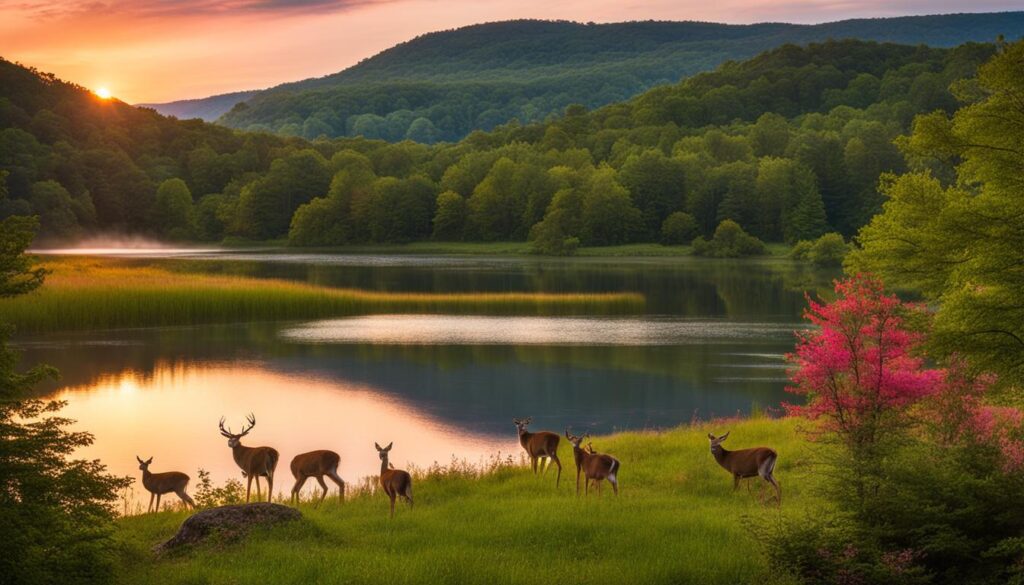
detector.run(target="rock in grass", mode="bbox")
[156,503,301,552]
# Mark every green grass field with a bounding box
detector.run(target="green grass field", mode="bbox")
[115,417,814,585]
[1,258,644,333]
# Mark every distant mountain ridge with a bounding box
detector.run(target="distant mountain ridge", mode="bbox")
[143,12,1024,142]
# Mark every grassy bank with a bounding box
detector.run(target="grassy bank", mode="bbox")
[115,417,813,585]
[0,258,645,333]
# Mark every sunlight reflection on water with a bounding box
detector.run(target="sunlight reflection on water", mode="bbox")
[56,363,517,507]
[281,315,805,346]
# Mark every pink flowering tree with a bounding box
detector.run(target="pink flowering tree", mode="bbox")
[786,275,942,460]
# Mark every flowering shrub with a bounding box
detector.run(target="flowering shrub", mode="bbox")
[786,275,942,456]
[764,276,1024,584]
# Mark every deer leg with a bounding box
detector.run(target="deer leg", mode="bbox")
[610,475,619,496]
[177,489,196,509]
[267,473,274,504]
[576,469,581,496]
[733,474,741,491]
[254,475,262,502]
[245,475,253,503]
[147,492,154,513]
[156,493,162,511]
[292,476,308,506]
[314,476,329,507]
[531,456,538,474]
[389,492,396,518]
[585,477,590,497]
[765,474,781,505]
[327,470,345,503]
[550,453,562,488]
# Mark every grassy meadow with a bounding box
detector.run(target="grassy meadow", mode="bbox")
[0,257,645,333]
[115,417,816,585]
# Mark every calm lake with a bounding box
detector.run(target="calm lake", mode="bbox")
[17,250,833,502]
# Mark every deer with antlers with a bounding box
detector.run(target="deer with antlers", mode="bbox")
[136,456,195,512]
[218,414,279,503]
[564,430,620,496]
[707,431,780,504]
[513,417,562,487]
[290,450,345,507]
[375,442,413,518]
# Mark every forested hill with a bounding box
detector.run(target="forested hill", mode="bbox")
[142,12,1024,143]
[1,39,1002,252]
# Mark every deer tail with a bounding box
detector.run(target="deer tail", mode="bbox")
[609,457,620,478]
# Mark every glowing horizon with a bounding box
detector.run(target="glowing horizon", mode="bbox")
[1,1,1020,104]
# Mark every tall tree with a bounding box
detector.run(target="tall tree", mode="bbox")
[849,40,1024,386]
[0,216,130,585]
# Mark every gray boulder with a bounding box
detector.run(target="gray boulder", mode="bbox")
[156,502,301,552]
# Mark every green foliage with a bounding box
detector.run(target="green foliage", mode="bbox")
[660,211,699,245]
[192,469,245,509]
[432,190,467,240]
[0,40,1000,249]
[848,39,1024,386]
[152,178,195,239]
[692,220,767,258]
[0,218,129,585]
[201,15,1024,143]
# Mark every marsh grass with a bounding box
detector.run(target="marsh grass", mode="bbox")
[115,417,813,585]
[1,258,645,332]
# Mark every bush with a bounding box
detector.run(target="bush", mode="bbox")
[660,212,698,245]
[691,220,767,258]
[789,239,813,261]
[790,233,850,267]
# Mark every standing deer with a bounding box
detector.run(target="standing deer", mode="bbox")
[707,431,780,504]
[136,456,195,512]
[375,442,413,518]
[218,414,279,503]
[290,450,345,507]
[513,417,562,487]
[564,430,620,496]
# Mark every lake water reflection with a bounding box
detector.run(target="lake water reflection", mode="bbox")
[19,252,833,501]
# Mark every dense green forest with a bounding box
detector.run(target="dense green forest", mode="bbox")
[163,14,1024,143]
[0,40,1001,250]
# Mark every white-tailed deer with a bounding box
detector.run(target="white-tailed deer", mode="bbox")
[565,430,620,496]
[374,442,412,518]
[290,450,345,507]
[707,431,780,504]
[513,417,562,487]
[219,414,279,503]
[136,456,195,512]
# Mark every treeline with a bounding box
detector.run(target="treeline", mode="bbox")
[211,14,1024,141]
[0,40,999,249]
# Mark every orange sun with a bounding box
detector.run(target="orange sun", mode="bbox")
[95,87,112,99]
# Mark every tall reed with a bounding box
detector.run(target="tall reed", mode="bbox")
[0,258,645,333]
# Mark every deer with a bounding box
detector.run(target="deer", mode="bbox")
[564,430,620,496]
[290,450,346,507]
[136,456,195,512]
[375,442,413,518]
[513,417,562,487]
[707,431,780,504]
[218,414,279,503]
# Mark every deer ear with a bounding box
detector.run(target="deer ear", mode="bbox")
[374,442,382,451]
[385,442,393,451]
[719,432,730,441]
[525,417,532,424]
[707,433,716,440]
[136,456,144,464]
[146,457,153,464]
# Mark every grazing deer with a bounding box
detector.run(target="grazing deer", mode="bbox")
[290,450,345,507]
[707,431,780,504]
[218,414,279,503]
[136,456,195,512]
[375,442,413,518]
[513,417,562,487]
[565,430,620,496]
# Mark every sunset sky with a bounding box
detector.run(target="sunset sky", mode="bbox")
[0,0,1019,104]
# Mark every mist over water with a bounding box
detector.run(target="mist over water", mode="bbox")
[29,234,224,256]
